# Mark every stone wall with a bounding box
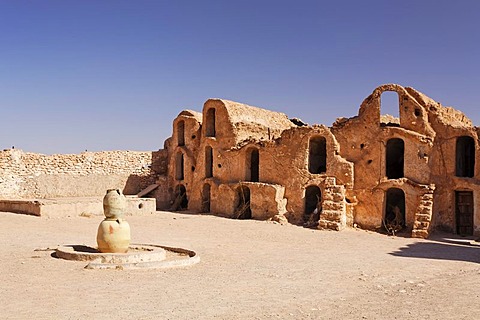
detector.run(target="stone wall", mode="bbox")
[0,149,163,199]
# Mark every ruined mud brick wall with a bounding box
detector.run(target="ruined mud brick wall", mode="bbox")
[162,84,480,238]
[163,99,352,229]
[332,84,480,236]
[0,149,164,199]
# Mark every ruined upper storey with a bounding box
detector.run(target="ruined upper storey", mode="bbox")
[164,84,479,238]
[334,84,476,134]
[171,99,296,150]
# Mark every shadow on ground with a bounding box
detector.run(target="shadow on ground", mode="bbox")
[390,236,480,264]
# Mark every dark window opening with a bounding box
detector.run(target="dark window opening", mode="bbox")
[386,138,404,179]
[384,188,406,232]
[455,191,474,236]
[414,108,421,117]
[308,136,327,174]
[205,146,213,178]
[304,185,321,224]
[206,108,216,137]
[177,120,185,146]
[172,184,188,210]
[201,183,211,213]
[234,186,251,219]
[175,152,184,181]
[247,148,259,182]
[456,136,475,178]
[380,91,400,120]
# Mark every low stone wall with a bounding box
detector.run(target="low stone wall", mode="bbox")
[0,196,156,218]
[0,149,161,199]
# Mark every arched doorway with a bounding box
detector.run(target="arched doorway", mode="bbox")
[206,108,216,137]
[246,148,259,182]
[172,184,188,211]
[386,138,404,179]
[175,152,184,181]
[380,91,400,121]
[177,120,185,146]
[304,185,321,224]
[308,136,327,174]
[384,188,405,233]
[456,136,475,177]
[205,146,213,178]
[201,183,211,213]
[235,185,251,219]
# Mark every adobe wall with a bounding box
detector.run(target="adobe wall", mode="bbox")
[332,84,480,236]
[165,101,352,230]
[161,83,480,238]
[0,149,164,199]
[331,85,436,231]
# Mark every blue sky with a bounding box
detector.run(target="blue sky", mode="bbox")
[1,0,479,154]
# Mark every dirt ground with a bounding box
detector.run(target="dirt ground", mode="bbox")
[1,211,479,320]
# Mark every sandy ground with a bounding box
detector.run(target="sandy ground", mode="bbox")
[1,211,479,320]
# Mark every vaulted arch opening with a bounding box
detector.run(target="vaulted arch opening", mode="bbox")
[201,183,211,213]
[246,148,259,182]
[386,138,404,179]
[235,185,251,219]
[177,120,185,146]
[456,136,475,178]
[206,108,216,137]
[175,152,184,181]
[205,146,213,178]
[172,184,188,211]
[304,185,321,223]
[384,188,405,232]
[308,136,327,174]
[380,91,400,125]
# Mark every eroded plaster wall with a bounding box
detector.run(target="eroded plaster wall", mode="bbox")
[163,84,480,238]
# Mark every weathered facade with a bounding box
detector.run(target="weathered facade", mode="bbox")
[158,84,480,238]
[0,84,477,238]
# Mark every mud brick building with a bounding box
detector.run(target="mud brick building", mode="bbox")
[158,84,479,238]
[1,84,478,238]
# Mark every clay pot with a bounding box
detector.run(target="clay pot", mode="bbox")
[103,189,126,219]
[97,219,131,253]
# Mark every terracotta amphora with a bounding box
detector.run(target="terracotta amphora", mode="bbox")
[97,189,130,253]
[103,188,126,219]
[97,219,131,253]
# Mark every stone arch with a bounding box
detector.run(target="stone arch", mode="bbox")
[380,91,400,121]
[386,138,404,179]
[456,136,475,178]
[308,136,327,174]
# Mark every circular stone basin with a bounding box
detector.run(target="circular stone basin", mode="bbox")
[55,244,199,270]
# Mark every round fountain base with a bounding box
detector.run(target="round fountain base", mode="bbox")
[55,244,199,270]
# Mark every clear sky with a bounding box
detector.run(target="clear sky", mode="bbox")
[1,0,479,154]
